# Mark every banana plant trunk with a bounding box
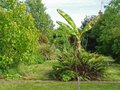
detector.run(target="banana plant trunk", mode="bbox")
[77,40,82,53]
[75,37,82,90]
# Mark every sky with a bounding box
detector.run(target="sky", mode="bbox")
[42,0,111,28]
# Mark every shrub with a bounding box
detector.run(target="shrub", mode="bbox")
[52,50,108,81]
[76,52,108,80]
[0,2,39,71]
[35,53,46,64]
[60,70,75,81]
[40,45,60,60]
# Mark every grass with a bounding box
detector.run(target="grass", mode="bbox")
[104,62,120,80]
[0,60,120,90]
[1,59,120,81]
[18,60,57,80]
[18,60,120,81]
[3,60,119,81]
[0,81,120,90]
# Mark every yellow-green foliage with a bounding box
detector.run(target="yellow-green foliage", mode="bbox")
[0,2,39,70]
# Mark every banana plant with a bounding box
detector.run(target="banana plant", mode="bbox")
[56,9,99,90]
[57,9,99,53]
[56,9,100,90]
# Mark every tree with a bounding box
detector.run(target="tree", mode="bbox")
[0,0,17,9]
[91,0,120,62]
[25,0,55,60]
[0,1,39,71]
[26,0,54,34]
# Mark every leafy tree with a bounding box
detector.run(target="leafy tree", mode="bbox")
[26,0,54,34]
[0,0,17,9]
[25,0,56,61]
[91,0,120,62]
[0,1,39,71]
[80,15,96,30]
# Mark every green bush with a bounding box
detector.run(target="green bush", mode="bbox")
[77,52,108,80]
[60,70,75,81]
[3,68,22,80]
[40,45,60,60]
[52,50,109,81]
[35,53,46,64]
[0,2,39,71]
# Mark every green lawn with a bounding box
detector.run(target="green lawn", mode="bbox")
[104,62,120,80]
[18,60,120,81]
[17,60,57,80]
[0,60,120,90]
[1,60,120,81]
[0,81,120,90]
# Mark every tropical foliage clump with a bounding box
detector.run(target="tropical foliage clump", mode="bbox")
[52,50,108,81]
[51,9,107,81]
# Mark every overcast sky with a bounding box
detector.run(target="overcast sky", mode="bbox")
[42,0,111,28]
